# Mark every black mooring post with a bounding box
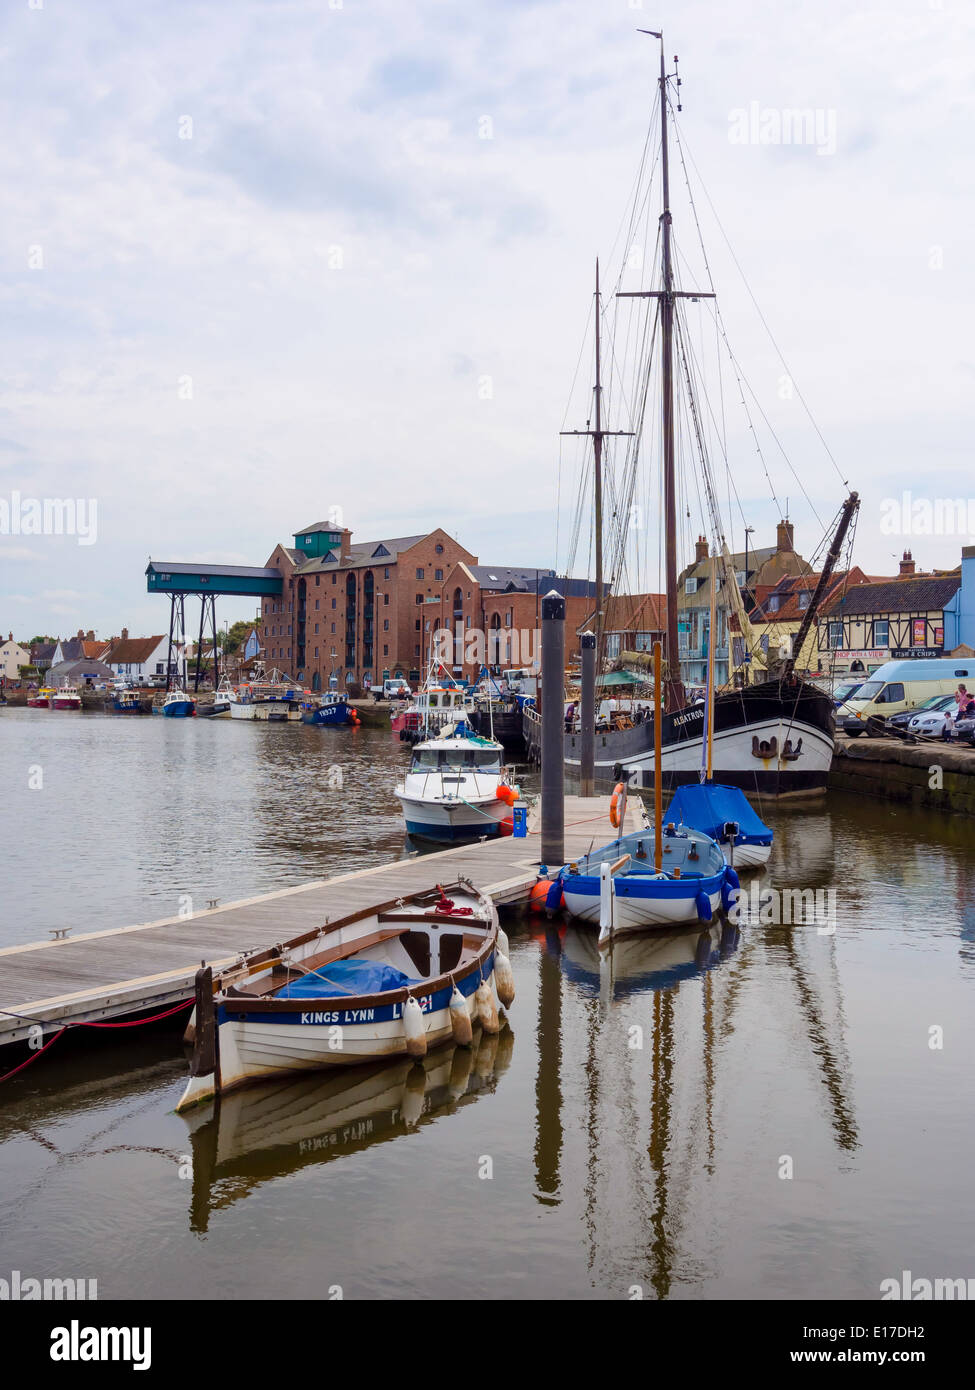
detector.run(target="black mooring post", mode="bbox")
[540,589,565,868]
[580,629,596,797]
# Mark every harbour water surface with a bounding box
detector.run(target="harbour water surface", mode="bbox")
[1,710,974,1299]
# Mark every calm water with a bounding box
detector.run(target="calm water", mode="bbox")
[1,708,974,1299]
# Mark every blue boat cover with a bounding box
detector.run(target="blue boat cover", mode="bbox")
[276,960,417,999]
[663,783,772,846]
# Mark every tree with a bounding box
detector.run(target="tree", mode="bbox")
[220,620,255,655]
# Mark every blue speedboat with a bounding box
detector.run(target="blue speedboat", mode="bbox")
[161,689,196,717]
[300,692,356,726]
[663,782,772,868]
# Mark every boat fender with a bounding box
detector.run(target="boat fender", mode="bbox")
[529,879,553,912]
[403,996,427,1058]
[476,981,499,1034]
[494,950,516,1009]
[497,926,510,957]
[695,890,713,924]
[721,865,741,913]
[401,1066,427,1127]
[449,986,473,1046]
[544,878,565,914]
[609,781,626,828]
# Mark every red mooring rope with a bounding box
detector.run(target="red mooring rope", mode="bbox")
[0,998,193,1084]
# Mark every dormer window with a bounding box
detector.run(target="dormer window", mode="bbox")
[685,577,698,595]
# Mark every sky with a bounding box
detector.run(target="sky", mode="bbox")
[1,0,973,641]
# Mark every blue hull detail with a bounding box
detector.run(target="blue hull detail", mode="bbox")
[405,820,501,842]
[162,702,195,717]
[301,703,350,726]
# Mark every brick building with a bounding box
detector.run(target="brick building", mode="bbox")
[259,521,478,690]
[258,522,600,689]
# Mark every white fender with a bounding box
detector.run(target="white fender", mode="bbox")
[476,981,499,1034]
[497,926,510,957]
[403,996,427,1058]
[493,950,515,1009]
[449,986,473,1046]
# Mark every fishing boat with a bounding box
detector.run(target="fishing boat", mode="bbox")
[196,678,233,717]
[391,663,475,740]
[394,725,518,841]
[175,878,514,1112]
[663,782,772,869]
[161,688,196,717]
[300,691,357,726]
[112,688,143,713]
[554,36,859,796]
[229,670,304,720]
[51,683,82,710]
[27,686,56,708]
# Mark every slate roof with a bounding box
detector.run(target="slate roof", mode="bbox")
[295,535,429,572]
[825,574,961,618]
[105,636,166,665]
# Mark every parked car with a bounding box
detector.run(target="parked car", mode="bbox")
[832,680,864,711]
[907,702,957,737]
[840,657,975,736]
[887,693,956,733]
[951,714,975,745]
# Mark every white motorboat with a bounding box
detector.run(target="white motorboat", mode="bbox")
[394,725,518,841]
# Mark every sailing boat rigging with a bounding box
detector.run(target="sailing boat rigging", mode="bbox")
[560,34,860,796]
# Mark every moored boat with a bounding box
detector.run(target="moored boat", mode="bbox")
[394,725,518,841]
[51,683,82,710]
[300,691,357,726]
[557,822,733,943]
[27,686,56,708]
[663,781,773,868]
[176,878,514,1111]
[161,688,196,717]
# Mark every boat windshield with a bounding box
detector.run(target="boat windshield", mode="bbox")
[412,749,501,771]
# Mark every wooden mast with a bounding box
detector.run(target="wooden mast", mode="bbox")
[561,261,633,676]
[657,40,684,714]
[620,34,713,710]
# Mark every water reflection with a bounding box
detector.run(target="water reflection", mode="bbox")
[182,1028,514,1234]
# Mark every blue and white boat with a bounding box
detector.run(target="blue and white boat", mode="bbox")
[663,782,773,868]
[301,691,353,726]
[175,878,514,1111]
[557,823,736,944]
[112,687,142,714]
[394,724,516,841]
[161,688,196,717]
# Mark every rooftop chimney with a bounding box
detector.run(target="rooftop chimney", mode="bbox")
[899,549,916,576]
[776,519,794,553]
[340,528,352,561]
[695,535,709,563]
[121,626,129,640]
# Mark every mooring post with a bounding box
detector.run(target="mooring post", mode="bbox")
[540,589,565,868]
[580,629,596,797]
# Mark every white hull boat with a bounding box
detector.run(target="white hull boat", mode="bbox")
[177,878,514,1111]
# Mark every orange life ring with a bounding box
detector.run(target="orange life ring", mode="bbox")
[609,781,626,828]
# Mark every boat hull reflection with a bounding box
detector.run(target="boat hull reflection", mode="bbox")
[182,1027,513,1232]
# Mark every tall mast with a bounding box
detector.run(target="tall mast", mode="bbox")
[562,259,632,675]
[657,42,683,712]
[620,34,712,710]
[593,260,604,661]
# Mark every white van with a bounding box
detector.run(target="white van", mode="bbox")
[840,658,974,736]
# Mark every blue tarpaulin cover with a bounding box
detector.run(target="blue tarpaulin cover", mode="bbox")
[663,783,772,846]
[276,960,417,999]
